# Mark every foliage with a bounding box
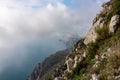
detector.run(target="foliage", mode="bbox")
[71,58,87,79]
[111,0,120,15]
[101,28,120,48]
[87,41,99,59]
[99,49,120,80]
[105,0,120,23]
[96,26,110,40]
[71,39,101,79]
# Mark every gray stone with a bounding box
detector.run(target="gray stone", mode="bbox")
[73,56,78,68]
[95,55,99,60]
[109,15,120,33]
[66,58,74,72]
[101,52,107,59]
[93,61,99,68]
[54,77,61,80]
[102,2,111,14]
[115,75,120,80]
[83,52,86,58]
[91,74,99,80]
[84,17,105,45]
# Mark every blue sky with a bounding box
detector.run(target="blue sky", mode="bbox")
[0,0,109,80]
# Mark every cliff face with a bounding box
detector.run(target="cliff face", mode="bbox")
[84,0,120,45]
[29,0,120,80]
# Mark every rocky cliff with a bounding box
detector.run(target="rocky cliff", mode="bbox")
[84,0,120,45]
[29,0,120,80]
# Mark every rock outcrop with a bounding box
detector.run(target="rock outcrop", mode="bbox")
[84,1,120,45]
[109,15,120,33]
[84,17,105,45]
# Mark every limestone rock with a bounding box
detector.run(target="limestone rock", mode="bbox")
[84,14,120,45]
[93,61,99,68]
[54,77,61,80]
[84,17,105,45]
[91,74,99,80]
[66,58,75,72]
[115,75,120,80]
[73,56,78,68]
[83,52,86,58]
[109,15,120,33]
[101,2,111,15]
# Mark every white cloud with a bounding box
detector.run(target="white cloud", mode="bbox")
[0,1,78,46]
[0,0,82,72]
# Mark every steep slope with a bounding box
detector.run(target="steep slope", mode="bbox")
[48,0,120,80]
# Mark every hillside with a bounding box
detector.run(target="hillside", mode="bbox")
[29,0,120,80]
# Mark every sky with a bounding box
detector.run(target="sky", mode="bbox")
[0,0,109,80]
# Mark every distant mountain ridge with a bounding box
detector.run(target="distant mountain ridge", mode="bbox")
[28,49,70,80]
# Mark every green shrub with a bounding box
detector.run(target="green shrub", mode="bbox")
[103,28,120,47]
[96,26,109,40]
[111,0,120,15]
[87,41,99,59]
[71,58,88,79]
[105,12,113,24]
[103,0,120,25]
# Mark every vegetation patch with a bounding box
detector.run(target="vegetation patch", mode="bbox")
[111,0,120,15]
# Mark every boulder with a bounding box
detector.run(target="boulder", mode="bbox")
[109,15,120,33]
